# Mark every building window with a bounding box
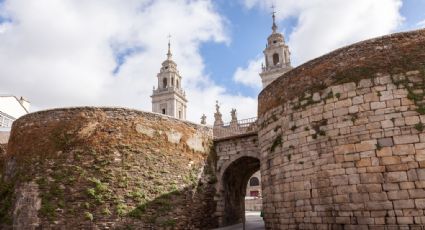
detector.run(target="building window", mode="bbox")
[249,177,260,186]
[171,77,174,86]
[273,53,279,65]
[178,110,182,119]
[162,109,166,114]
[250,190,259,197]
[176,80,179,89]
[163,78,167,88]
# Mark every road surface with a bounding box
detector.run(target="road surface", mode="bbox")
[213,211,265,230]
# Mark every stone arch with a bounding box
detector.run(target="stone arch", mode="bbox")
[221,155,260,226]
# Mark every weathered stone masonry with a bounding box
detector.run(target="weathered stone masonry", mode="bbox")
[258,29,425,229]
[213,133,259,226]
[0,107,217,229]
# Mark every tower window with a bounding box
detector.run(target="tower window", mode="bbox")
[163,78,167,88]
[249,177,260,186]
[273,53,279,65]
[178,110,182,119]
[171,77,174,86]
[273,40,277,44]
[176,80,179,89]
[162,109,166,114]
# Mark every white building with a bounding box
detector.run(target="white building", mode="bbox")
[151,40,187,120]
[0,95,30,128]
[259,12,293,88]
[0,95,30,144]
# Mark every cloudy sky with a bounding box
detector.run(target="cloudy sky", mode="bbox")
[0,0,424,124]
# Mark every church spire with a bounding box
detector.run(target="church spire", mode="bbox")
[271,5,277,33]
[167,34,172,60]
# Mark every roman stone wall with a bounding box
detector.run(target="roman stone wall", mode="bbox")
[258,29,425,229]
[0,107,216,229]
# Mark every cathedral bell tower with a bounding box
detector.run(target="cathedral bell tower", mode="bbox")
[151,38,187,119]
[259,10,292,88]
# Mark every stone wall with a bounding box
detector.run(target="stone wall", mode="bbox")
[0,107,217,229]
[258,29,425,228]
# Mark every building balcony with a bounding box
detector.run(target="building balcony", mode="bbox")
[152,87,186,97]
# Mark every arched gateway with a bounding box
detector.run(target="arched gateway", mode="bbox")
[213,132,260,227]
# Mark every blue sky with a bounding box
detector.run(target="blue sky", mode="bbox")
[0,0,424,123]
[201,0,425,99]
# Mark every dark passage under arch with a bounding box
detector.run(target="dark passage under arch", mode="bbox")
[222,156,260,226]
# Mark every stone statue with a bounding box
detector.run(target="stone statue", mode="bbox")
[215,100,220,113]
[201,114,207,125]
[230,108,238,128]
[214,101,223,126]
[231,108,237,122]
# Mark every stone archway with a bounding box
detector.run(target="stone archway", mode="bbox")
[221,156,260,226]
[213,133,261,227]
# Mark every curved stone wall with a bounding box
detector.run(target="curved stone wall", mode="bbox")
[258,29,425,228]
[0,107,216,229]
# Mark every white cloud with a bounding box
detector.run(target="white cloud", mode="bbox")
[0,0,257,124]
[243,0,404,65]
[418,19,425,27]
[233,57,262,89]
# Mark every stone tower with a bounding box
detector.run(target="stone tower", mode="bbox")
[151,40,187,119]
[259,11,292,88]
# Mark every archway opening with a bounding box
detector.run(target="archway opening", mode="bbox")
[222,156,260,226]
[245,171,262,212]
[272,53,279,65]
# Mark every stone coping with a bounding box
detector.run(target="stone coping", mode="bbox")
[13,106,210,130]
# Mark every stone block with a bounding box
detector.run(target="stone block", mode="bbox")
[405,116,420,125]
[377,147,392,157]
[396,217,414,225]
[386,164,409,172]
[415,199,425,208]
[357,184,382,193]
[334,194,350,203]
[409,189,425,198]
[380,156,400,165]
[393,135,420,145]
[330,175,349,186]
[381,120,394,128]
[365,201,393,210]
[371,102,386,110]
[334,144,356,155]
[417,168,425,180]
[392,144,415,155]
[369,192,388,201]
[350,193,370,203]
[393,199,415,209]
[385,171,408,182]
[356,158,372,167]
[378,138,394,149]
[360,173,384,184]
[355,140,377,152]
[387,190,409,200]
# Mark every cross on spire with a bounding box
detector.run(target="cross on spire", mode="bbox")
[167,34,172,59]
[271,4,278,33]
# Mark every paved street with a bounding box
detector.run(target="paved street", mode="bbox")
[213,211,265,230]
